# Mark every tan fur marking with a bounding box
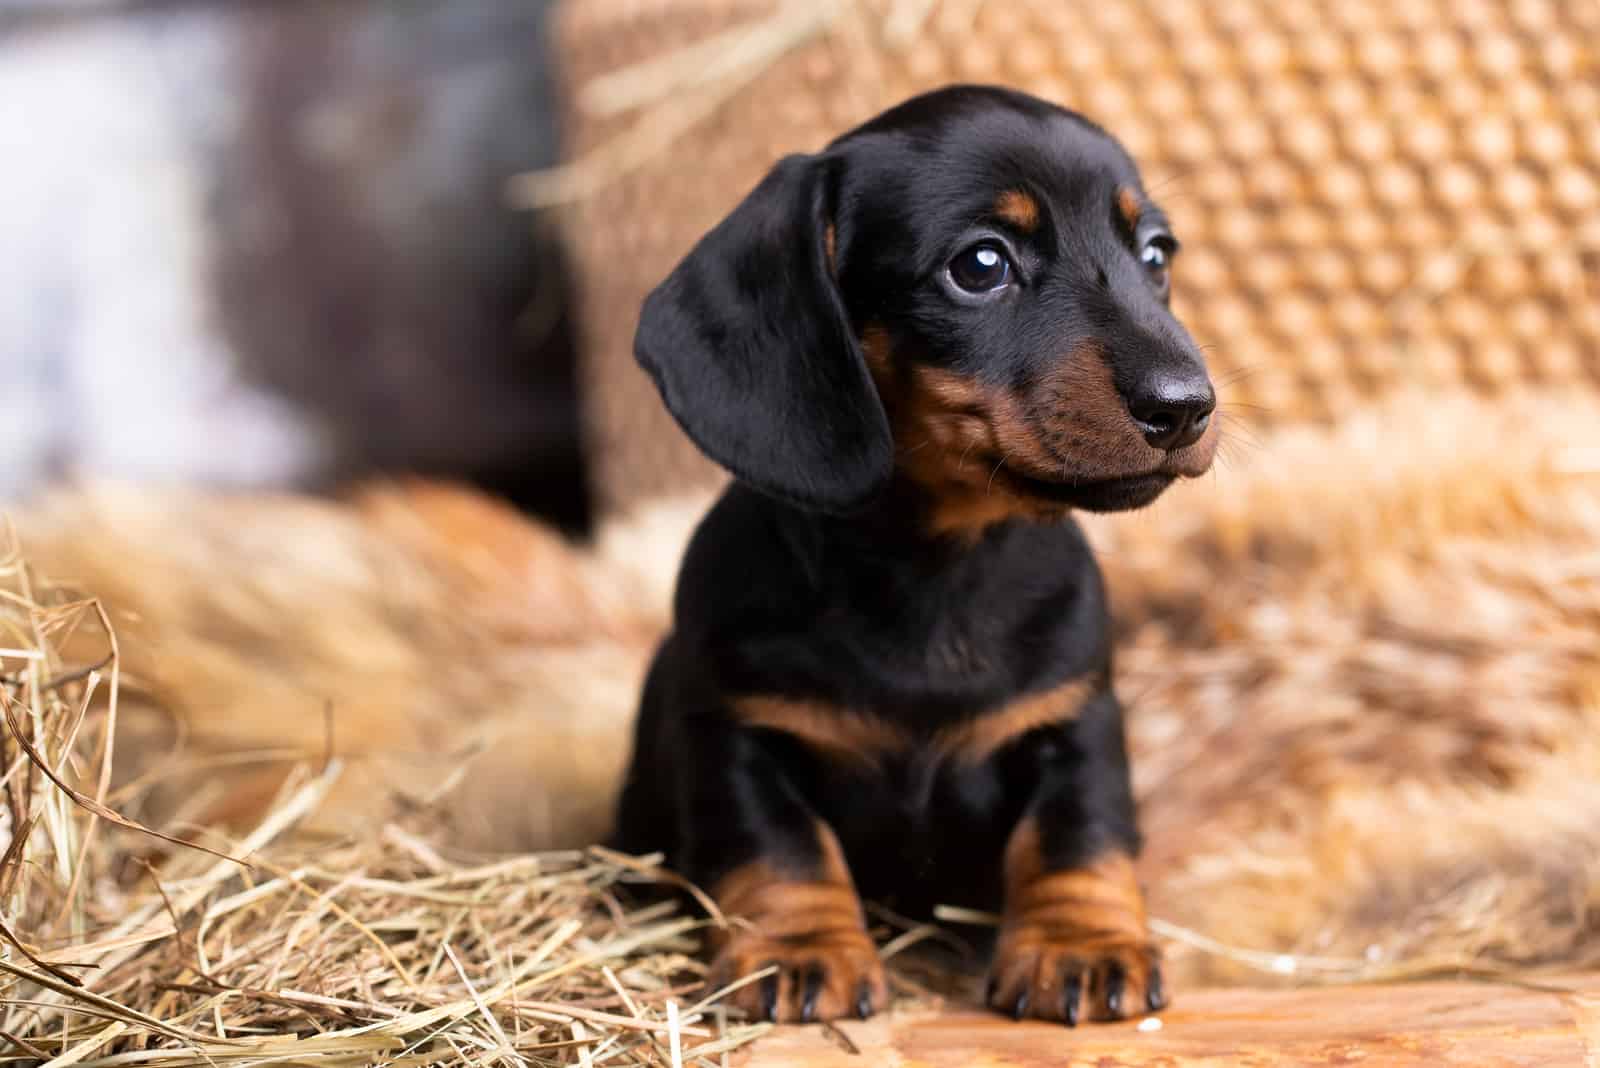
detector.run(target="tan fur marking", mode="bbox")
[1035,338,1132,448]
[735,679,1091,771]
[1006,338,1177,485]
[995,189,1041,232]
[873,354,1056,539]
[734,696,911,771]
[709,823,886,1023]
[713,831,860,952]
[989,817,1158,1021]
[937,677,1096,765]
[1004,820,1148,940]
[824,223,838,274]
[861,329,1213,540]
[1117,186,1143,231]
[860,322,894,379]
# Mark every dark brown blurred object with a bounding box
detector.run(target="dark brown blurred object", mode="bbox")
[546,0,1600,517]
[2,0,589,529]
[214,0,589,529]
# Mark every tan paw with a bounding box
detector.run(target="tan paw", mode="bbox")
[986,930,1165,1025]
[710,926,889,1023]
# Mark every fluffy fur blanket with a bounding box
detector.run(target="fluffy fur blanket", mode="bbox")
[16,387,1599,985]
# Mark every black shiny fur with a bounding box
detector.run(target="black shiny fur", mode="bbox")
[611,85,1214,1017]
[614,487,1137,916]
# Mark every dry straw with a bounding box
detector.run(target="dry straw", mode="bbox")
[0,530,772,1067]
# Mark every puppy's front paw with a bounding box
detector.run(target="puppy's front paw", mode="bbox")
[990,839,1165,1025]
[986,928,1164,1025]
[710,925,888,1023]
[707,850,888,1024]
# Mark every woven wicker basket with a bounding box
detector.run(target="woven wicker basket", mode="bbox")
[544,0,1600,515]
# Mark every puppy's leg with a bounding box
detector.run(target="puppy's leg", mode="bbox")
[986,689,1164,1025]
[686,722,887,1023]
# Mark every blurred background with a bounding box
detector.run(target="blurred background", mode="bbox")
[4,0,1594,533]
[0,0,587,529]
[2,0,1598,998]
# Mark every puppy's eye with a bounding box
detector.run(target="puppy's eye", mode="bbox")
[948,243,1013,293]
[1140,236,1175,298]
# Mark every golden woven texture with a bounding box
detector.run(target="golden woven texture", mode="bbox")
[546,0,1600,514]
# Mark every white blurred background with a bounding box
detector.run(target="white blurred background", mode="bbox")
[0,0,589,527]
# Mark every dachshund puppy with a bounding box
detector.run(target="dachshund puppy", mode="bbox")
[612,85,1217,1026]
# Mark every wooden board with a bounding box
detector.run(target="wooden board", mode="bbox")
[737,978,1600,1067]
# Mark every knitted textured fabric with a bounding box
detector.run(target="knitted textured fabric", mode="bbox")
[546,0,1600,515]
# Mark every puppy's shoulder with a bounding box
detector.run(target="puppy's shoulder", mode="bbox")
[672,485,822,638]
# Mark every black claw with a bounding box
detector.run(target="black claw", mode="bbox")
[800,967,824,1023]
[759,972,780,1022]
[856,982,874,1020]
[1146,968,1167,1013]
[1062,971,1082,1028]
[1104,962,1126,1018]
[1012,990,1030,1021]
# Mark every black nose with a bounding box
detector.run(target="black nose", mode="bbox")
[1126,373,1216,451]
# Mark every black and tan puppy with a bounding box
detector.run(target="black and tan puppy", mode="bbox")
[612,85,1218,1026]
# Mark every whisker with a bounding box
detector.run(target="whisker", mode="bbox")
[1149,189,1200,206]
[1215,433,1260,465]
[1215,364,1264,387]
[1144,168,1199,198]
[1217,405,1265,422]
[1215,421,1265,454]
[1217,404,1270,426]
[986,452,1011,495]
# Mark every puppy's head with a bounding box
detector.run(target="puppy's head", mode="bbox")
[635,85,1218,531]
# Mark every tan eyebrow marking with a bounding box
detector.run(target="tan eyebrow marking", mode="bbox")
[1116,186,1143,230]
[995,189,1041,232]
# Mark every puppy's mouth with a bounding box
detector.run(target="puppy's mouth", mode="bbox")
[993,409,1220,513]
[998,437,1215,512]
[1000,467,1177,513]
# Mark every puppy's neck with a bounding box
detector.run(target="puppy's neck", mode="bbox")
[784,479,1050,567]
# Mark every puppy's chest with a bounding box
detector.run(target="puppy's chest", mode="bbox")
[735,575,1098,773]
[812,736,1021,913]
[821,579,1038,691]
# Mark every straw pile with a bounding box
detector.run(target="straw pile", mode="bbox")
[0,537,779,1066]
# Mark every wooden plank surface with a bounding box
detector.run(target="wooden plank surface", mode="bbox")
[737,978,1600,1067]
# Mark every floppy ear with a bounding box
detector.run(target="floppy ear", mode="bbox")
[634,153,893,514]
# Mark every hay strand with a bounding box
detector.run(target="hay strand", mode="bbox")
[0,537,766,1066]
